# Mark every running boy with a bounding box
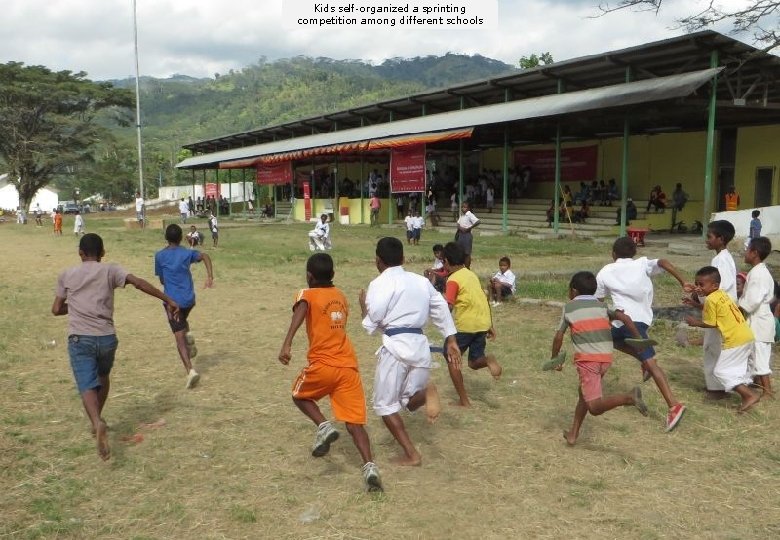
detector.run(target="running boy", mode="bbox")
[686,266,759,412]
[595,236,688,431]
[278,253,382,492]
[739,237,775,397]
[550,271,649,445]
[154,224,214,389]
[442,241,502,407]
[52,233,179,461]
[360,237,461,466]
[487,256,516,307]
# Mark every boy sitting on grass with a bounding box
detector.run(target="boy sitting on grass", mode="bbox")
[423,244,447,293]
[686,266,759,413]
[486,256,516,307]
[549,271,649,445]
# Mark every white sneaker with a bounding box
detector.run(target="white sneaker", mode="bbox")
[311,421,339,457]
[186,369,200,389]
[490,301,501,308]
[362,461,383,492]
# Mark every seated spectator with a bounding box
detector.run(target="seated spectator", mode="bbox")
[424,244,448,293]
[573,182,590,205]
[487,256,516,307]
[604,178,619,206]
[308,214,331,251]
[186,225,204,248]
[616,198,638,225]
[573,200,590,223]
[646,185,667,212]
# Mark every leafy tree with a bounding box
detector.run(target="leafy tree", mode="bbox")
[518,52,554,69]
[0,62,134,209]
[599,0,780,51]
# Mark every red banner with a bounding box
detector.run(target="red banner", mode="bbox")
[514,145,598,182]
[390,144,426,193]
[303,182,311,222]
[205,183,220,197]
[256,162,292,185]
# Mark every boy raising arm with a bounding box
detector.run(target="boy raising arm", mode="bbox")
[52,233,179,461]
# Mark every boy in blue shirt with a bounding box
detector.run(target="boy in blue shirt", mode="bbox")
[155,224,214,388]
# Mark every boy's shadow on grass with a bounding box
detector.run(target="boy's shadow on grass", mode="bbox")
[108,391,179,462]
[192,353,223,374]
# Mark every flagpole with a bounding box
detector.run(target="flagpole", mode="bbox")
[133,0,145,227]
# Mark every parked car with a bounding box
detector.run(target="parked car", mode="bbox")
[61,202,80,214]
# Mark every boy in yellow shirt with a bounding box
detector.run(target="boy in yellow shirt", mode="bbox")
[685,266,760,413]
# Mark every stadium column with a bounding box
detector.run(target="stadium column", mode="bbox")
[228,169,232,216]
[619,66,632,238]
[702,50,719,238]
[502,125,509,233]
[242,169,246,214]
[360,157,365,224]
[215,168,220,217]
[553,123,561,233]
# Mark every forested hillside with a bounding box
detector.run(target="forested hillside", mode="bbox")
[45,54,514,201]
[113,53,515,145]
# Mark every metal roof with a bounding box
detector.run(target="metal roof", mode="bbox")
[179,31,780,168]
[177,68,721,169]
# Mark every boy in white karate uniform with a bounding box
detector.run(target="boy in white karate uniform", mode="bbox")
[739,236,775,397]
[308,214,331,251]
[359,237,461,466]
[687,220,738,399]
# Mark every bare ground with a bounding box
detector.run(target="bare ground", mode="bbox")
[1,216,779,539]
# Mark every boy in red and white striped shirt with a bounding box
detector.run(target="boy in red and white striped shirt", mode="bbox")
[550,271,648,446]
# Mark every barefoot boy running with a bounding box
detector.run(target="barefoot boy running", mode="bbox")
[360,237,461,466]
[278,253,382,492]
[550,271,649,445]
[442,241,502,407]
[52,233,179,461]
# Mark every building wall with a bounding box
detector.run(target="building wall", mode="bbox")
[734,125,780,207]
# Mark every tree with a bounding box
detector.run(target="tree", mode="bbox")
[518,52,554,70]
[599,0,780,52]
[0,62,134,209]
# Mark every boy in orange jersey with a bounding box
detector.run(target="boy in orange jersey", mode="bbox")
[278,253,382,492]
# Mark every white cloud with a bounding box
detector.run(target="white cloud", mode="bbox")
[0,0,755,80]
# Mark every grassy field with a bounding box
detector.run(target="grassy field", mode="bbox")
[1,213,779,539]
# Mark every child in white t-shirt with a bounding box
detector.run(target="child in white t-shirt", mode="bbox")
[412,212,424,245]
[487,256,516,307]
[404,211,414,244]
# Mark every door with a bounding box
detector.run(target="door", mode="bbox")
[754,167,774,207]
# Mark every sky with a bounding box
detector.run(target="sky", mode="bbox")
[1,0,745,81]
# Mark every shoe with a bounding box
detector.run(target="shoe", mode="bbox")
[625,337,658,350]
[186,369,200,389]
[665,403,686,432]
[311,421,339,457]
[632,386,649,416]
[490,301,501,308]
[542,351,567,371]
[362,462,384,493]
[185,332,198,359]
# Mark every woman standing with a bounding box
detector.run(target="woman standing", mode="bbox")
[455,201,480,269]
